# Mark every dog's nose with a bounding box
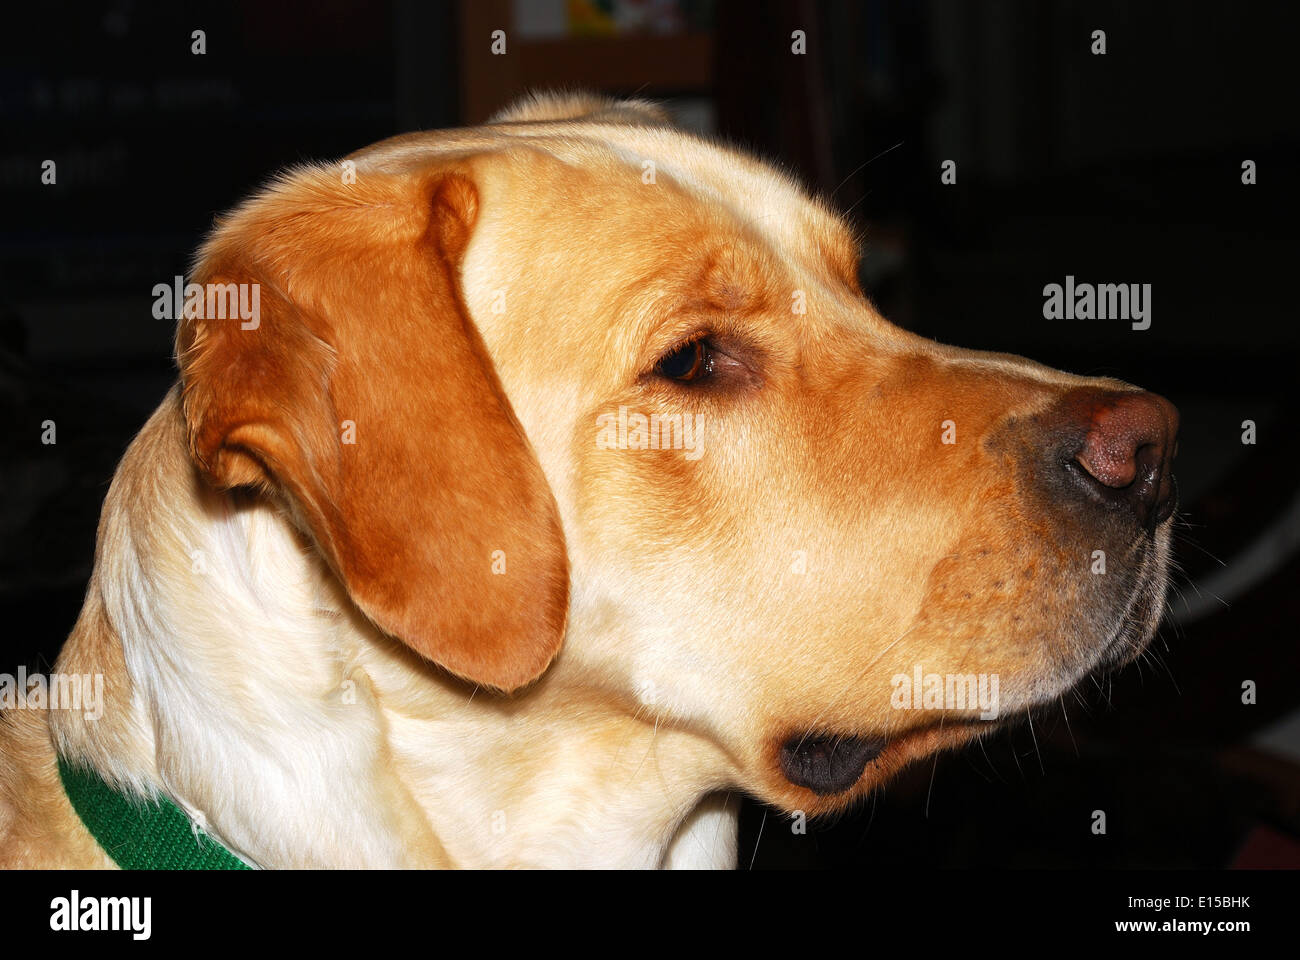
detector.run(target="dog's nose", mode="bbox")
[1053,388,1180,528]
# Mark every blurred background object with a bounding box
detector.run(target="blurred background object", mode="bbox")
[2,0,1297,868]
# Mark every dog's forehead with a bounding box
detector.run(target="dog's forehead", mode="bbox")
[515,123,854,257]
[353,121,861,294]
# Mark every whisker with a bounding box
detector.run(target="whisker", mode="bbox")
[748,809,769,871]
[831,142,904,199]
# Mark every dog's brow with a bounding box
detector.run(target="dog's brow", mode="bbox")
[694,244,775,314]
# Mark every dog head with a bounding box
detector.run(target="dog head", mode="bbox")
[179,93,1178,814]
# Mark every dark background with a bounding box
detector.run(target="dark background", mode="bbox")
[2,0,1297,868]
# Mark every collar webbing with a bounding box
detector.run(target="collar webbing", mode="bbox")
[57,756,250,870]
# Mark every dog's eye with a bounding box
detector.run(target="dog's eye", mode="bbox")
[656,338,713,382]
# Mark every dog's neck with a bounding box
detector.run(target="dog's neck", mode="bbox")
[51,392,737,868]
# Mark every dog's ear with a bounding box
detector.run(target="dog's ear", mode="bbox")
[176,164,568,691]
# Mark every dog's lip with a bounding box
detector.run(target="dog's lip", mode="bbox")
[1097,569,1162,667]
[777,733,888,795]
[777,717,994,797]
[1086,527,1167,667]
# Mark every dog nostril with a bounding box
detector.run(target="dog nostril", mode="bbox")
[1055,389,1180,528]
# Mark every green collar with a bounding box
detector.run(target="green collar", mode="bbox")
[57,756,250,870]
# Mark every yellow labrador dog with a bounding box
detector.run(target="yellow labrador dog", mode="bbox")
[0,92,1178,868]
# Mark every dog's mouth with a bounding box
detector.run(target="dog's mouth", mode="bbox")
[776,720,991,798]
[777,733,888,795]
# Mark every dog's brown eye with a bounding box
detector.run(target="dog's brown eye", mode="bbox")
[657,338,713,382]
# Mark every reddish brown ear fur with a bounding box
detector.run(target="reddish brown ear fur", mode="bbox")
[176,165,568,691]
